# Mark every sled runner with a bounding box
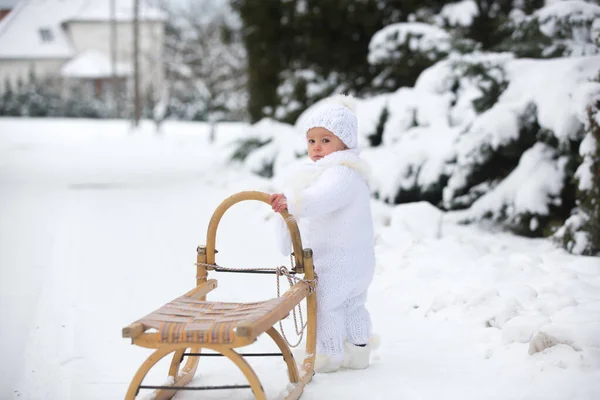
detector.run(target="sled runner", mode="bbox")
[122,191,317,399]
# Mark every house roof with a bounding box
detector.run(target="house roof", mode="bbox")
[61,50,132,78]
[0,1,74,59]
[0,0,165,59]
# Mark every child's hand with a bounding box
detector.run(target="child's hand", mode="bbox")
[269,193,288,213]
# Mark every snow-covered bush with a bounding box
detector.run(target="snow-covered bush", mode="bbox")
[0,73,108,119]
[443,102,539,210]
[273,69,347,124]
[0,80,19,116]
[229,118,305,178]
[554,78,600,255]
[364,52,513,206]
[368,22,453,91]
[436,0,479,29]
[501,0,600,58]
[460,142,569,236]
[445,52,513,118]
[437,52,528,209]
[451,56,600,237]
[239,54,598,249]
[363,125,458,205]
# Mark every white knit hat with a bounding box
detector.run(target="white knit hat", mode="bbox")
[303,94,358,149]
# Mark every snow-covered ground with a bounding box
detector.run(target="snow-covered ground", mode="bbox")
[1,118,599,400]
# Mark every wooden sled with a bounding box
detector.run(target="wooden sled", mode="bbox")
[122,191,317,399]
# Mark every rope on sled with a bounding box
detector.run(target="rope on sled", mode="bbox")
[195,255,318,348]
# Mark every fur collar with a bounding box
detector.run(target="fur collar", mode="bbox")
[311,149,371,182]
[282,149,372,195]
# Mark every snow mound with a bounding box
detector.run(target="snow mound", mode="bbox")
[502,315,550,344]
[529,331,577,355]
[389,202,444,241]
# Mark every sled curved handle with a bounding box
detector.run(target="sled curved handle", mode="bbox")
[205,191,306,273]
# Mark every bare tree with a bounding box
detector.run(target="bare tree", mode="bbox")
[159,0,248,123]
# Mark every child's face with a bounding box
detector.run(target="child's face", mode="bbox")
[307,127,347,161]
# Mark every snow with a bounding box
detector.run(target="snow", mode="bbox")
[439,0,479,27]
[522,0,600,56]
[502,56,600,142]
[576,123,598,192]
[571,81,600,125]
[1,117,599,400]
[570,231,592,255]
[354,93,392,147]
[554,213,591,255]
[579,129,598,158]
[368,22,452,65]
[465,143,567,218]
[0,0,164,59]
[364,125,459,201]
[232,118,306,179]
[61,50,132,79]
[575,157,594,191]
[444,103,522,202]
[460,103,521,153]
[386,201,444,241]
[536,1,600,36]
[0,1,75,59]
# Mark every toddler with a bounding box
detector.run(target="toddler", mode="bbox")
[269,94,376,373]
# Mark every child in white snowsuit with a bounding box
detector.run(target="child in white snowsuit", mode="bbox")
[269,94,376,373]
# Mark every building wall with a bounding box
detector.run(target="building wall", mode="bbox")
[65,20,165,94]
[0,59,66,88]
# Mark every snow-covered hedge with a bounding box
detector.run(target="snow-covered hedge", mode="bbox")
[445,55,598,237]
[363,52,517,206]
[228,118,306,178]
[368,22,453,91]
[553,77,600,255]
[368,23,452,65]
[273,69,347,124]
[234,53,599,252]
[503,0,600,58]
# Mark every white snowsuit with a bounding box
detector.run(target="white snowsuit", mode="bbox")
[275,149,375,362]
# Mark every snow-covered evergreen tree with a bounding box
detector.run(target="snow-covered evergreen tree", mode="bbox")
[62,84,108,119]
[0,79,21,116]
[554,74,600,255]
[500,0,600,58]
[273,69,349,124]
[20,69,54,117]
[368,22,453,92]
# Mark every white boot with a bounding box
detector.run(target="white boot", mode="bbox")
[342,342,370,369]
[342,335,380,370]
[314,354,342,373]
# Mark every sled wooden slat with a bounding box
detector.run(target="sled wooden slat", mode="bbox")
[128,282,309,346]
[122,191,317,400]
